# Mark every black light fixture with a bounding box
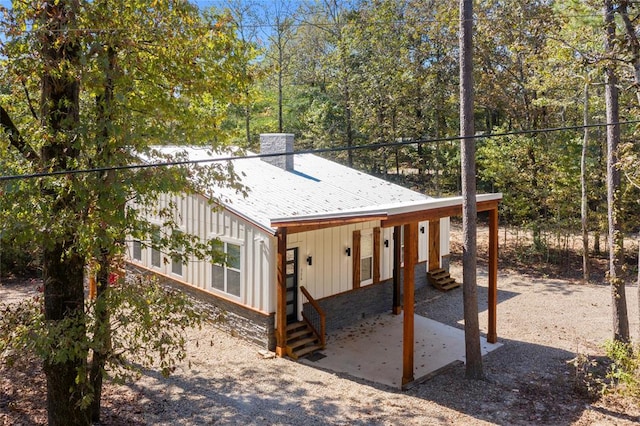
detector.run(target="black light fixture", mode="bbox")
[420,226,425,234]
[345,247,351,256]
[384,239,389,248]
[306,256,313,266]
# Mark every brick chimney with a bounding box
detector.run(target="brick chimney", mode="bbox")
[260,133,294,171]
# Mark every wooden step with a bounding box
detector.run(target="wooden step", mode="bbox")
[288,336,318,350]
[428,269,460,291]
[291,344,323,360]
[287,328,314,341]
[428,268,448,278]
[285,320,322,360]
[287,321,307,332]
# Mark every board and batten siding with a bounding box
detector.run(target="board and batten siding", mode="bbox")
[127,192,275,314]
[286,218,449,308]
[128,192,451,320]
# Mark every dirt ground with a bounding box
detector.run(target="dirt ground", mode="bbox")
[2,223,640,425]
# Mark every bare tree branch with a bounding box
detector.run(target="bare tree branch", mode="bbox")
[21,81,39,121]
[0,105,40,162]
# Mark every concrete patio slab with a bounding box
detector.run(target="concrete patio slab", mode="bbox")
[300,313,502,388]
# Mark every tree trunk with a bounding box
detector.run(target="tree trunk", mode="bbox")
[89,250,111,423]
[581,82,590,282]
[88,44,117,423]
[603,0,630,343]
[43,245,89,426]
[39,2,90,424]
[460,0,483,380]
[277,19,284,133]
[245,88,251,146]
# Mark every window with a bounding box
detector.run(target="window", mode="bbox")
[212,241,241,297]
[360,231,373,284]
[172,256,183,275]
[132,240,142,261]
[151,228,161,268]
[171,231,184,276]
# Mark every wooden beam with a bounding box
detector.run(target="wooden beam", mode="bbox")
[477,199,500,212]
[382,205,462,228]
[373,227,381,283]
[402,222,417,386]
[428,219,440,271]
[381,199,500,228]
[275,228,287,357]
[352,230,361,289]
[488,207,498,343]
[272,214,387,234]
[392,226,402,315]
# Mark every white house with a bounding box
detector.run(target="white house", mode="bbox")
[128,134,501,383]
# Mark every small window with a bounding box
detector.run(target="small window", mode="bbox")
[171,256,183,275]
[171,231,184,276]
[151,228,161,268]
[132,240,142,261]
[360,231,373,285]
[211,241,241,297]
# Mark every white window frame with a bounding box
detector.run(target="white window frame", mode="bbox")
[360,229,373,286]
[150,226,162,268]
[132,240,142,261]
[210,238,242,299]
[171,230,184,277]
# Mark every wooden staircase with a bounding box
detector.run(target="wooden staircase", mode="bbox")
[286,321,323,360]
[428,268,460,291]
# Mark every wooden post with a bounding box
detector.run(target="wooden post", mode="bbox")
[275,228,288,357]
[352,230,361,289]
[373,227,381,284]
[428,219,440,271]
[392,226,402,315]
[488,207,498,343]
[402,222,417,386]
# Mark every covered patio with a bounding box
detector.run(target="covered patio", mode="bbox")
[272,193,502,387]
[300,312,502,388]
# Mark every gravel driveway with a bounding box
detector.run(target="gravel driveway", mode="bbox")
[2,261,640,425]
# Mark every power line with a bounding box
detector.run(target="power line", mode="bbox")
[2,119,639,183]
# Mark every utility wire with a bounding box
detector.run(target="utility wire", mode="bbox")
[1,118,639,183]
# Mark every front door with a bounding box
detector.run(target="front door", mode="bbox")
[286,248,298,324]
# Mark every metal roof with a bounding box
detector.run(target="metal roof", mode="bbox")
[153,146,500,233]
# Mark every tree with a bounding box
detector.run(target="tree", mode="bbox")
[224,0,263,146]
[261,0,297,133]
[603,0,630,344]
[0,1,247,424]
[459,0,483,380]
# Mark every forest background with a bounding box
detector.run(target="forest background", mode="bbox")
[198,0,640,270]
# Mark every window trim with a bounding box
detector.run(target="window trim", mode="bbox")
[171,230,184,277]
[210,238,242,299]
[359,229,374,286]
[132,240,142,261]
[150,226,162,268]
